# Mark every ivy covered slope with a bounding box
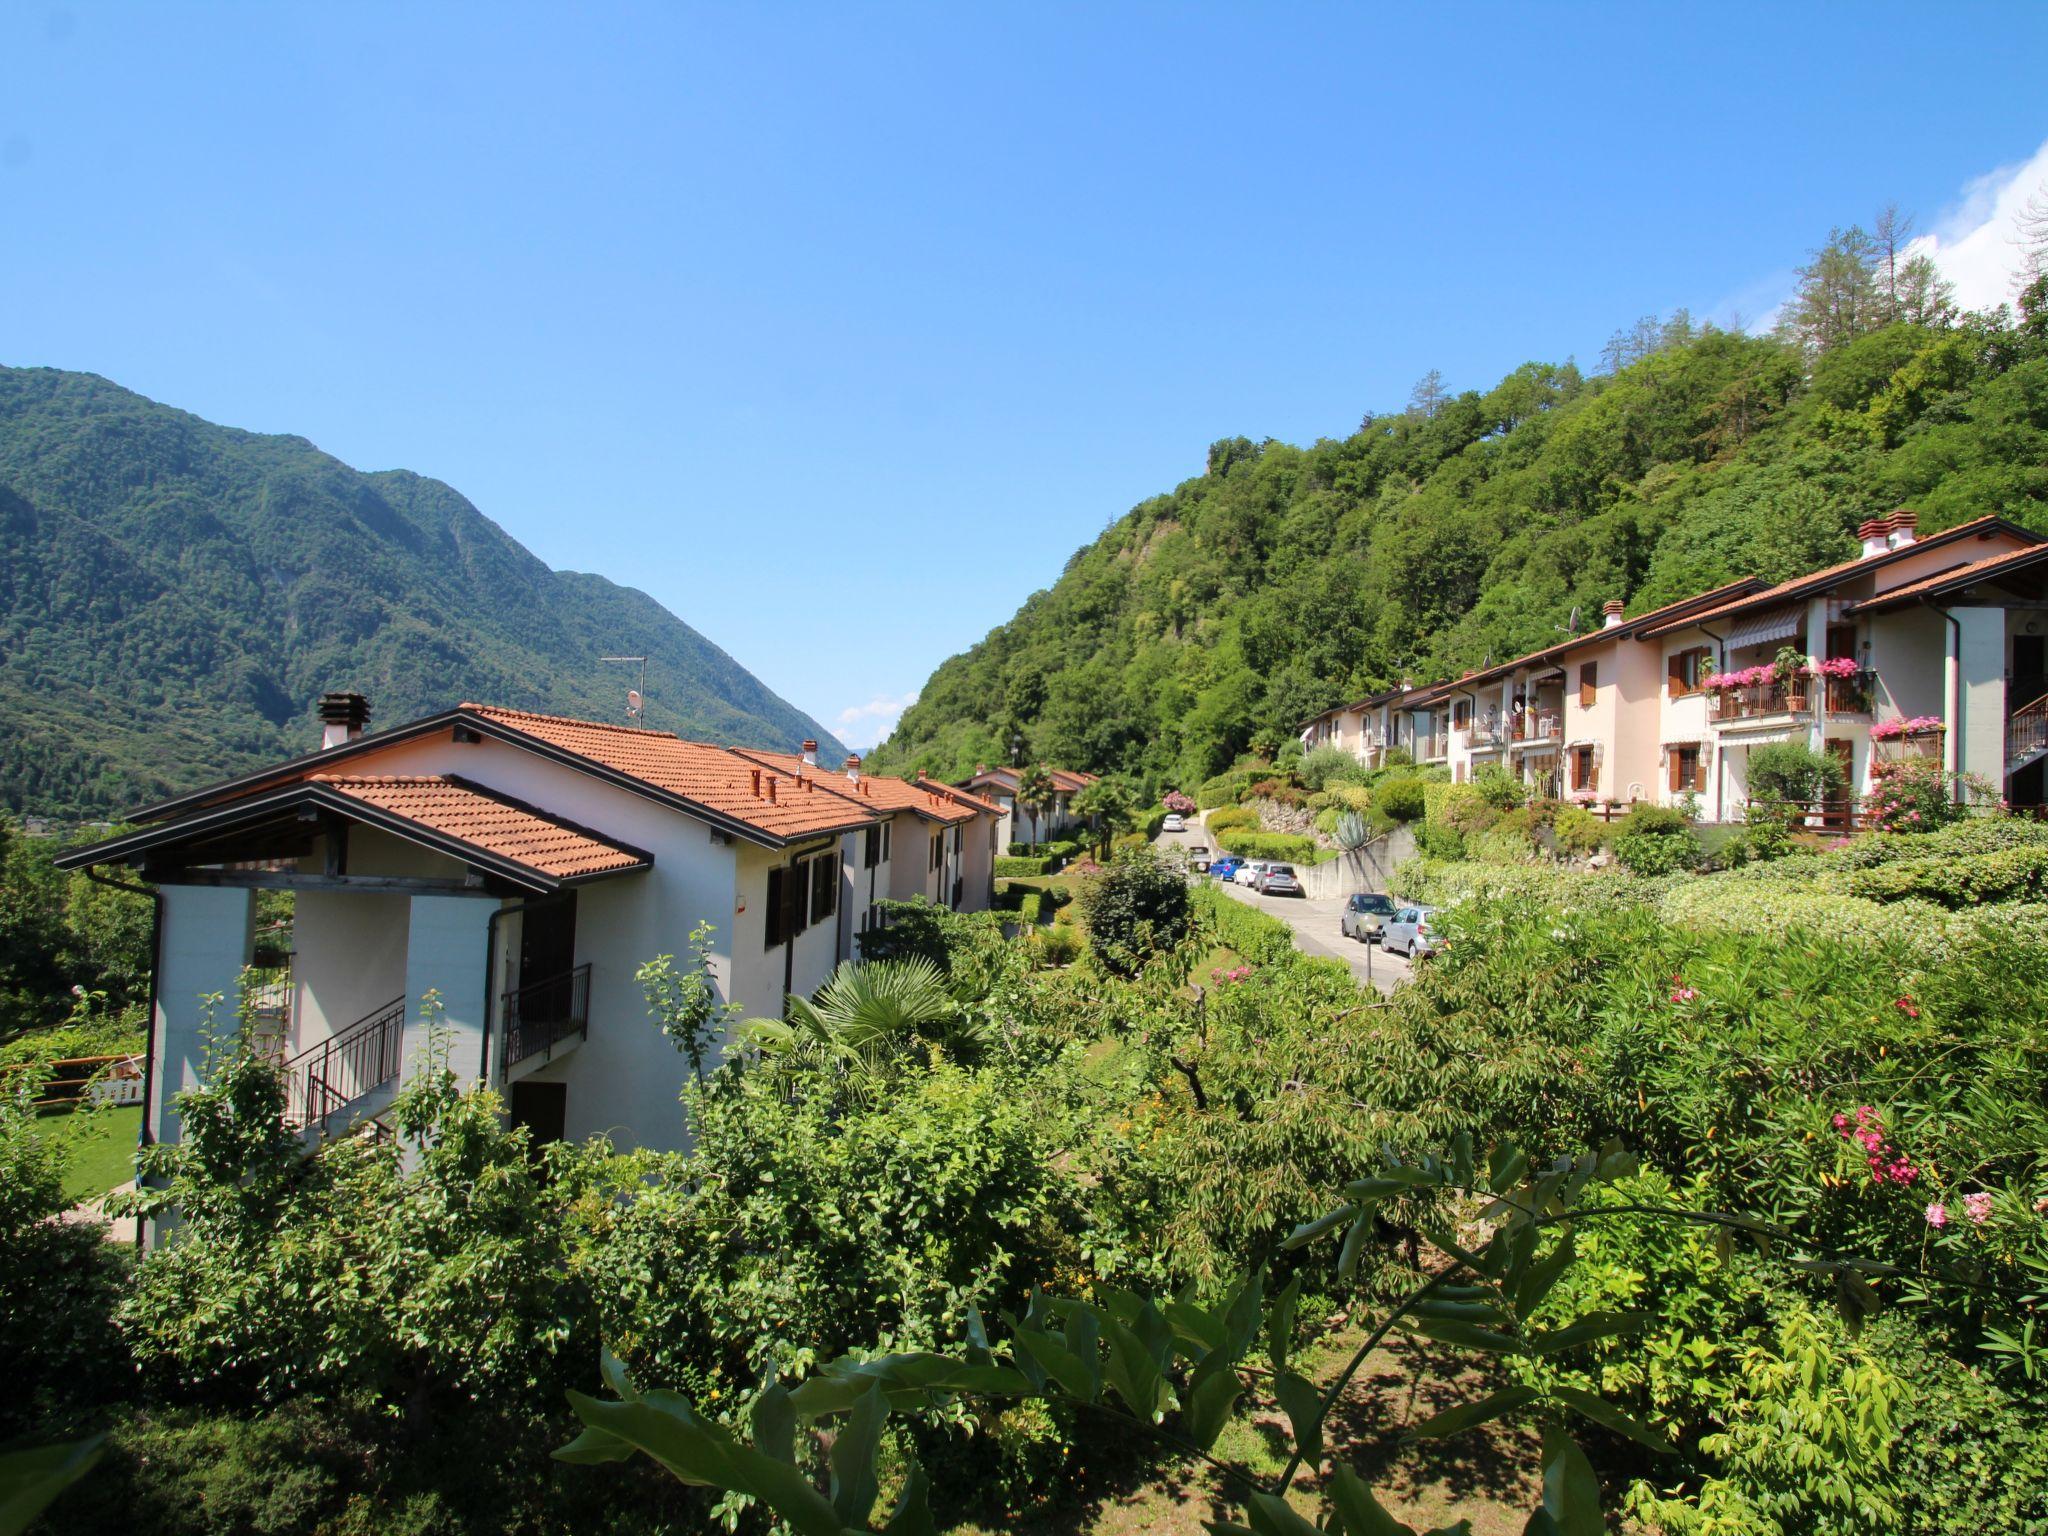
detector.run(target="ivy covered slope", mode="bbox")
[0,366,845,818]
[873,298,2048,790]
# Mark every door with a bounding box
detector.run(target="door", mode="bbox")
[509,1081,567,1147]
[2015,634,2047,712]
[514,894,578,1033]
[1824,738,1855,830]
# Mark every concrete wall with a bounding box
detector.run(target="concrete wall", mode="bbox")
[149,885,254,1148]
[1296,825,1418,899]
[291,891,410,1050]
[400,894,497,1085]
[1957,606,2008,792]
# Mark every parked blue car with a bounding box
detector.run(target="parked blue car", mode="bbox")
[1208,856,1244,882]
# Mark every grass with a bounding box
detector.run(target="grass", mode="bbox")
[43,1104,142,1203]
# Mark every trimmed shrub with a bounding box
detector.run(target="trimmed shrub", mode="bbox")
[1076,847,1192,975]
[1550,805,1604,857]
[1373,775,1428,823]
[1301,744,1362,791]
[1613,826,1703,875]
[1846,847,2048,908]
[1205,807,1259,835]
[1190,883,1295,964]
[1413,824,1466,861]
[995,856,1053,878]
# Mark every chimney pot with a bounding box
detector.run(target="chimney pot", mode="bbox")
[1858,518,1891,558]
[767,777,777,803]
[800,739,818,768]
[845,754,862,783]
[1602,599,1625,630]
[1888,509,1918,548]
[318,692,371,749]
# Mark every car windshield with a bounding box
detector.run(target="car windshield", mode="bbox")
[1356,895,1395,913]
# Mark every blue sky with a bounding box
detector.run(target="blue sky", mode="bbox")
[4,4,2046,747]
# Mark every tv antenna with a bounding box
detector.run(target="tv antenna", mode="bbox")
[602,656,648,719]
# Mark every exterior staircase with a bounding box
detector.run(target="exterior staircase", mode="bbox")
[277,996,406,1139]
[2009,692,2048,776]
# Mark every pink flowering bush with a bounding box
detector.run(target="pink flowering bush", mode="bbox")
[1806,656,1861,679]
[1702,663,1776,690]
[1866,756,1989,833]
[1832,1105,1919,1185]
[1871,714,1946,741]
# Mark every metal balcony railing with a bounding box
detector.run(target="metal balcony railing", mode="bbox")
[502,964,591,1072]
[1509,711,1561,743]
[280,996,405,1134]
[1824,669,1877,714]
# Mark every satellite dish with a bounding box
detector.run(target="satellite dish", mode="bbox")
[626,689,644,718]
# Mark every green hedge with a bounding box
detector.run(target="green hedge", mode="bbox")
[1846,847,2048,908]
[1215,828,1318,864]
[1205,807,1259,834]
[1190,883,1297,964]
[995,855,1053,878]
[1018,893,1044,925]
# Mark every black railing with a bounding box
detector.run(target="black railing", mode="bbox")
[280,996,405,1134]
[502,964,590,1071]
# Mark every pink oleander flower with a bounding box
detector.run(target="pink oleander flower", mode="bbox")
[1963,1192,1994,1226]
[1832,1111,1850,1132]
[1670,986,1697,1003]
[1895,995,1920,1019]
[1926,1202,1949,1228]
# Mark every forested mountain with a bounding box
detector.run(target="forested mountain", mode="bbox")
[872,258,2048,792]
[0,367,845,818]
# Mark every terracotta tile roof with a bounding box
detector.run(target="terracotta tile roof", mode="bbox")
[919,776,1004,815]
[729,749,976,825]
[1640,515,2038,636]
[962,765,1098,795]
[310,774,651,881]
[1048,768,1099,792]
[1846,543,2048,610]
[461,705,877,843]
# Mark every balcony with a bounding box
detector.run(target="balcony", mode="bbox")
[279,995,406,1135]
[1508,711,1561,746]
[1710,669,1877,725]
[1459,718,1503,749]
[502,964,591,1075]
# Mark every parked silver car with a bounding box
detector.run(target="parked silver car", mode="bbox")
[1255,863,1303,896]
[1233,860,1271,888]
[1340,892,1397,942]
[1382,904,1443,958]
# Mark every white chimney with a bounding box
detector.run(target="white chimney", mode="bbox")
[318,692,370,750]
[844,753,861,784]
[1887,509,1917,548]
[1856,518,1891,558]
[1601,600,1625,630]
[800,738,818,772]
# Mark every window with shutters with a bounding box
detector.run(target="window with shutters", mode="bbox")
[1571,745,1595,791]
[929,833,941,871]
[1668,743,1704,793]
[863,826,880,869]
[880,822,891,862]
[1578,663,1598,709]
[1667,648,1711,697]
[764,864,808,950]
[809,852,838,924]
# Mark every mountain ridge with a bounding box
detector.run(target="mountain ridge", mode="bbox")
[0,365,846,818]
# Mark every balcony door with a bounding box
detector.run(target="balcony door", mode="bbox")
[1823,739,1854,830]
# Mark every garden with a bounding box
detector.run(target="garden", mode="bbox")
[4,800,2047,1535]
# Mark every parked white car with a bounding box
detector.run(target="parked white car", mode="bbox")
[1162,813,1186,833]
[1234,860,1271,887]
[1382,904,1442,959]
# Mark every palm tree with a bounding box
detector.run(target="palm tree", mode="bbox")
[1015,763,1058,844]
[740,958,973,1102]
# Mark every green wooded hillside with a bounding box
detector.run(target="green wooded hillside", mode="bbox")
[873,280,2048,791]
[0,367,845,818]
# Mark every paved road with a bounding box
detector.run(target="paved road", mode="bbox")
[1157,826,1411,995]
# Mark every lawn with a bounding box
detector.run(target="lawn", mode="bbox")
[43,1104,142,1203]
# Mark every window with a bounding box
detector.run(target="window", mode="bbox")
[764,863,807,950]
[1668,743,1705,793]
[1667,647,1711,697]
[881,822,892,862]
[1578,662,1598,709]
[1571,745,1595,791]
[863,825,881,868]
[929,833,941,871]
[809,852,838,924]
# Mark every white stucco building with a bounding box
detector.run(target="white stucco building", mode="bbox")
[58,698,1002,1240]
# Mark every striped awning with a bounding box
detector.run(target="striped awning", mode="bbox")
[1726,605,1804,650]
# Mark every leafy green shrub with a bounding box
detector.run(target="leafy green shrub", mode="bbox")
[1372,775,1428,823]
[1075,847,1192,976]
[1867,756,1988,833]
[1550,804,1604,856]
[1471,763,1528,809]
[1832,816,2048,868]
[1846,846,2048,908]
[1300,744,1361,791]
[1214,828,1318,864]
[1205,806,1259,834]
[1196,766,1265,810]
[1613,826,1703,874]
[1619,803,1689,836]
[1190,882,1295,964]
[994,855,1053,878]
[1746,740,1848,806]
[1017,893,1044,925]
[1434,783,1501,837]
[1412,823,1466,861]
[1033,926,1082,967]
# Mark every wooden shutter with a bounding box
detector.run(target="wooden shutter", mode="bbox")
[1579,663,1597,709]
[1692,748,1708,793]
[1667,748,1682,793]
[764,866,786,949]
[1667,652,1685,695]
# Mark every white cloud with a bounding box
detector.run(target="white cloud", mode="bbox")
[834,690,919,749]
[1908,135,2048,311]
[1710,135,2048,334]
